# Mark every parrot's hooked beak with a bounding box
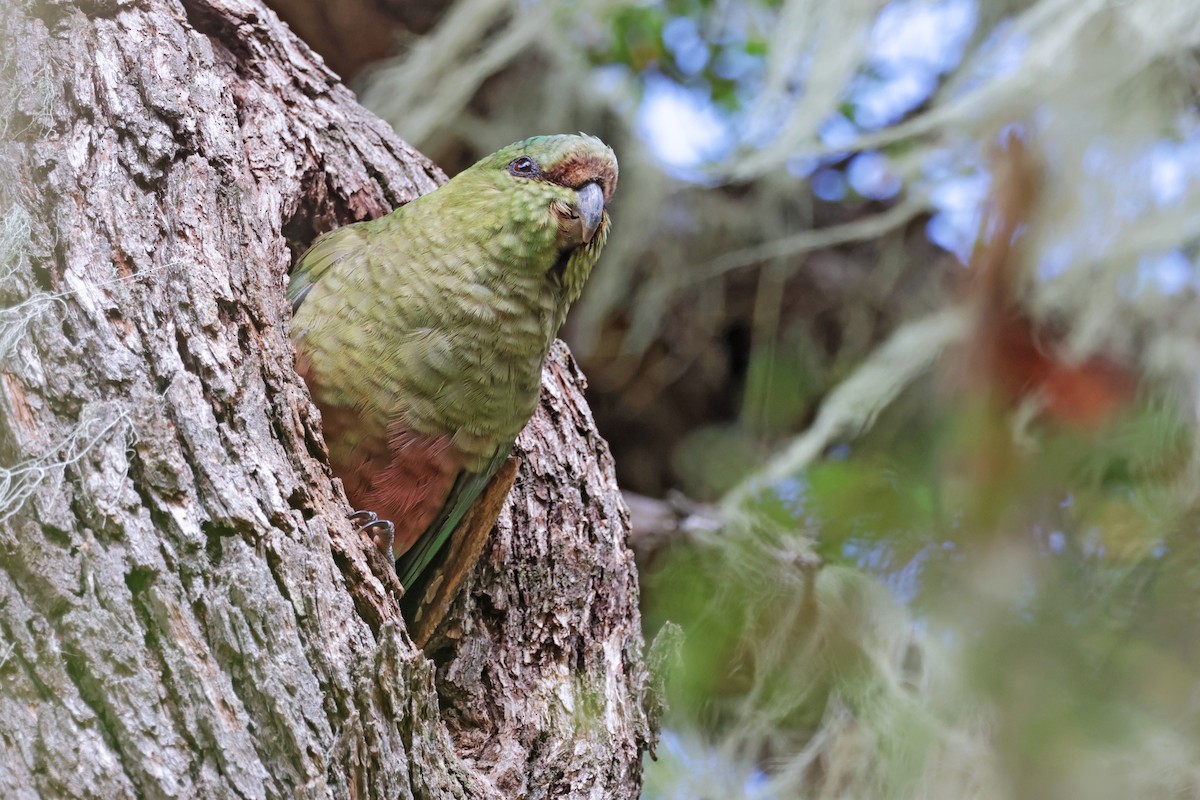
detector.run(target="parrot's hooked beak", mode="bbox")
[575,182,605,244]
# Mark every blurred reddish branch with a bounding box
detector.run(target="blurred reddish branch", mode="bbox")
[954,132,1137,431]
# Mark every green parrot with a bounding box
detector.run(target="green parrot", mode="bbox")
[288,134,617,591]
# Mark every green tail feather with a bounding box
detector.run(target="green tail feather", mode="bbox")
[396,446,512,593]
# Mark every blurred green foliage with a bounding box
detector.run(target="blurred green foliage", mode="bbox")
[644,383,1200,797]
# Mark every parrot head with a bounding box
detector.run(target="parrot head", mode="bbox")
[457,134,618,287]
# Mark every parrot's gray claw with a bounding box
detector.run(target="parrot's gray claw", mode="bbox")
[365,520,395,555]
[349,510,396,556]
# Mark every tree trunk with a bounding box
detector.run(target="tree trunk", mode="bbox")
[0,1,654,797]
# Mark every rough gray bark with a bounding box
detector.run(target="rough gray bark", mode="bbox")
[0,1,653,798]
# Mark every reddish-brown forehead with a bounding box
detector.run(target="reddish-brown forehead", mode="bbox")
[542,154,618,205]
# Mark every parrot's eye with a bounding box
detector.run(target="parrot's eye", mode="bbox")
[508,156,540,177]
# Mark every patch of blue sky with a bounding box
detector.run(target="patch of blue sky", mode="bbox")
[1136,250,1195,296]
[952,18,1028,96]
[926,170,989,262]
[769,474,809,515]
[825,442,853,461]
[871,0,976,75]
[1141,132,1200,209]
[847,0,976,129]
[850,70,937,129]
[636,72,733,178]
[662,16,709,76]
[1082,131,1200,218]
[786,154,819,178]
[646,730,781,800]
[589,63,635,113]
[749,474,821,528]
[1148,143,1188,207]
[1047,530,1066,555]
[818,113,859,150]
[840,538,930,606]
[805,112,857,187]
[713,46,762,82]
[636,0,978,175]
[740,93,791,149]
[635,0,1198,281]
[1040,130,1200,289]
[844,538,895,571]
[847,151,902,199]
[1037,242,1073,281]
[884,546,928,605]
[812,168,847,201]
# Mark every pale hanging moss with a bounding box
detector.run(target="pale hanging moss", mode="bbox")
[0,292,65,364]
[0,2,61,141]
[357,0,552,146]
[0,204,55,365]
[0,203,30,286]
[0,402,130,526]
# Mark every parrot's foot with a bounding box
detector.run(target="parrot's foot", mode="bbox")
[348,509,396,556]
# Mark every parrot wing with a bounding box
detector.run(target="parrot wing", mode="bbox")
[288,223,371,312]
[396,446,513,592]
